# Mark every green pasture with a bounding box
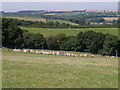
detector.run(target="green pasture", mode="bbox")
[3,49,118,88]
[47,19,79,26]
[21,27,118,37]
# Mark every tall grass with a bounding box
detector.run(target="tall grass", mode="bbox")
[3,49,118,88]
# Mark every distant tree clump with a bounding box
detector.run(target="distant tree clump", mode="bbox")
[2,18,24,48]
[46,35,59,50]
[2,18,47,49]
[99,34,119,56]
[25,33,47,49]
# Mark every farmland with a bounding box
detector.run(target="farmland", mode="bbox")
[47,19,79,26]
[103,17,118,21]
[4,16,46,23]
[2,8,119,88]
[4,16,79,26]
[2,49,118,88]
[3,9,118,26]
[21,27,118,37]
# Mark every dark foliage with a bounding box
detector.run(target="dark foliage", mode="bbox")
[2,18,47,49]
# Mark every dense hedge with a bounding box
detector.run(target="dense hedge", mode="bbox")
[2,18,120,56]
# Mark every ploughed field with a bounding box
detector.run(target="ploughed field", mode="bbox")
[3,49,118,88]
[21,27,118,37]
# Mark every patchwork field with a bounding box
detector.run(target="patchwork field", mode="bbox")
[4,16,79,26]
[21,27,118,37]
[103,17,118,21]
[2,49,118,88]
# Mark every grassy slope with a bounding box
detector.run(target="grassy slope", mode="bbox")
[47,19,79,26]
[4,16,46,22]
[21,27,118,37]
[3,49,118,88]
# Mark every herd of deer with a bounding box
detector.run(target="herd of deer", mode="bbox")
[13,49,95,58]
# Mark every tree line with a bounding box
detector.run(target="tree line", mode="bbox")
[4,18,71,28]
[2,18,120,56]
[3,18,119,28]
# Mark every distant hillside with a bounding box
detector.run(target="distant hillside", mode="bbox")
[2,10,45,17]
[5,16,46,23]
[47,19,79,26]
[4,16,79,26]
[2,10,118,26]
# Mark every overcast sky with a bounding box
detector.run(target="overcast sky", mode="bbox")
[2,2,118,12]
[1,0,119,2]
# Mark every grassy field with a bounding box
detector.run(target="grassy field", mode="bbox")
[3,49,118,88]
[4,16,46,23]
[47,19,79,26]
[21,27,118,37]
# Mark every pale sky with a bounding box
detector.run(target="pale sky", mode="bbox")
[2,2,118,12]
[1,0,119,2]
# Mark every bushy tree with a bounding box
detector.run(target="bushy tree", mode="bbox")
[2,18,24,48]
[66,36,77,51]
[83,31,105,53]
[117,40,120,57]
[55,33,68,50]
[99,34,119,56]
[22,30,31,48]
[2,18,47,49]
[26,33,46,49]
[76,31,110,54]
[46,35,59,50]
[75,32,86,51]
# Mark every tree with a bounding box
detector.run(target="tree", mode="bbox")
[46,35,59,50]
[26,33,46,49]
[55,33,68,50]
[22,30,31,48]
[117,40,120,57]
[76,31,105,53]
[67,36,77,51]
[75,32,86,51]
[2,18,24,48]
[54,21,60,27]
[83,31,105,53]
[99,34,119,56]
